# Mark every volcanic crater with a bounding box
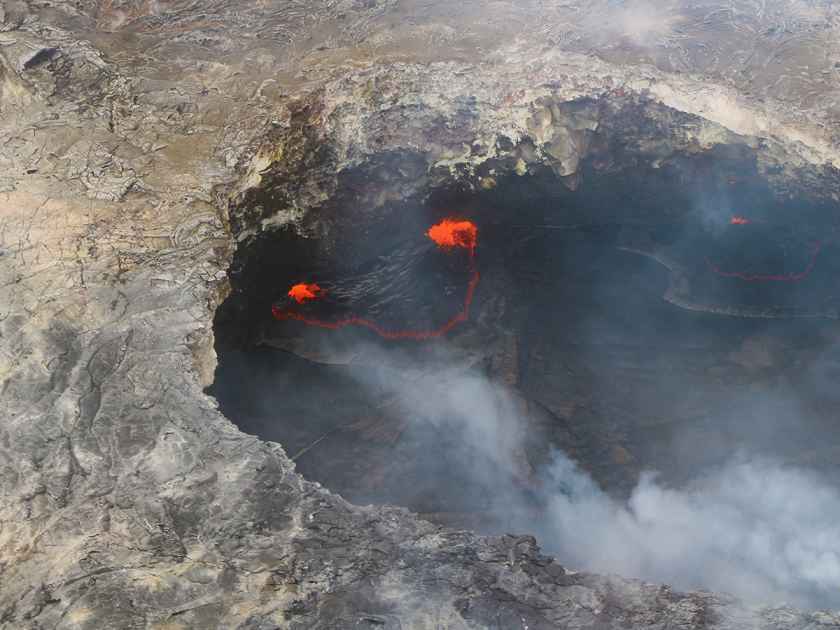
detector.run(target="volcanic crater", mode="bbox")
[210,91,840,600]
[10,2,840,627]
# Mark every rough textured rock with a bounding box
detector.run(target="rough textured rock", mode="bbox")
[2,1,840,628]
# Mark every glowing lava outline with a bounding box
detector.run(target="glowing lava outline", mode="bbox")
[707,218,822,282]
[272,219,480,340]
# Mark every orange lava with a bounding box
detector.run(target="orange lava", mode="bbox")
[288,283,322,304]
[274,219,480,340]
[730,216,751,225]
[426,219,478,252]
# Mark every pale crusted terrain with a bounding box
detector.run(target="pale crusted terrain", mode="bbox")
[1,1,840,628]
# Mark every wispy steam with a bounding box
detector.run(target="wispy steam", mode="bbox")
[582,1,685,48]
[349,348,840,610]
[543,454,840,609]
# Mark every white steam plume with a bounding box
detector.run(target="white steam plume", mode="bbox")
[351,349,840,610]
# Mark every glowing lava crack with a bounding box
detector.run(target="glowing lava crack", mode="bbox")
[707,217,822,282]
[272,219,480,340]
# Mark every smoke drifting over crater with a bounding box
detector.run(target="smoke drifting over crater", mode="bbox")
[546,456,840,609]
[212,87,840,616]
[214,171,840,611]
[338,344,840,610]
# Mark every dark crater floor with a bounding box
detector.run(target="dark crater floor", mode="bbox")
[210,166,840,534]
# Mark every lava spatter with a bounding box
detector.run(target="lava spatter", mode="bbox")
[273,219,480,340]
[426,219,478,252]
[288,283,323,304]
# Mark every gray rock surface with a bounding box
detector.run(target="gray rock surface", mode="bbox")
[2,1,840,628]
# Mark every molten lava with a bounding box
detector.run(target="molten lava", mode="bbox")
[426,219,478,252]
[288,283,323,304]
[273,219,480,340]
[730,216,751,225]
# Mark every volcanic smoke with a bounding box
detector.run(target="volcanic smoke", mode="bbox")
[272,219,480,340]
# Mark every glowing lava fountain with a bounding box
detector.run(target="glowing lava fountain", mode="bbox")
[288,283,323,304]
[271,219,480,340]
